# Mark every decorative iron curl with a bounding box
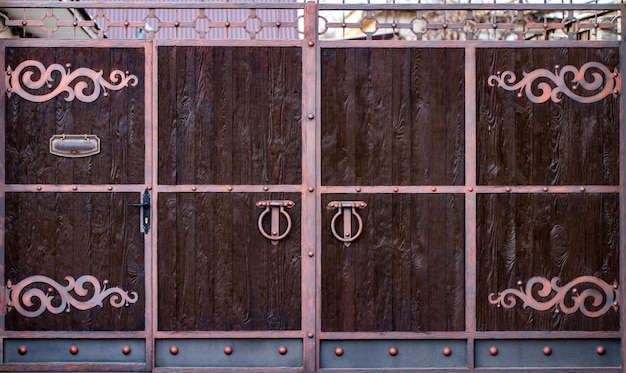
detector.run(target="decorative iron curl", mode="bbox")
[488,62,619,104]
[5,60,138,103]
[489,276,618,318]
[5,275,138,318]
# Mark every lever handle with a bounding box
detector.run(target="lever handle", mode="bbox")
[128,189,150,233]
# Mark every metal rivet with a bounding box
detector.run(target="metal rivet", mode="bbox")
[72,186,78,191]
[308,41,314,47]
[263,186,269,191]
[225,22,230,27]
[307,332,314,338]
[73,21,78,27]
[122,345,131,355]
[543,346,552,356]
[517,92,523,98]
[18,346,27,355]
[308,114,314,120]
[107,186,113,191]
[278,346,287,355]
[174,22,180,27]
[308,252,314,257]
[493,23,498,29]
[597,346,606,355]
[391,23,397,28]
[431,187,437,192]
[443,23,448,29]
[443,347,452,356]
[393,187,399,192]
[7,88,12,93]
[191,186,197,192]
[170,346,179,355]
[335,347,344,356]
[517,280,523,286]
[342,23,347,28]
[580,187,585,192]
[227,186,233,191]
[308,187,314,192]
[489,347,498,356]
[224,346,233,355]
[22,20,27,26]
[69,345,79,355]
[124,21,129,27]
[613,301,618,307]
[147,185,153,190]
[36,186,42,191]
[468,187,473,192]
[506,187,511,192]
[65,63,71,69]
[356,187,361,192]
[389,347,398,356]
[276,22,281,27]
[543,187,549,192]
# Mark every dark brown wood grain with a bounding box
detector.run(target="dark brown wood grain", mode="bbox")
[321,193,465,332]
[5,192,145,331]
[157,46,302,186]
[5,47,145,185]
[476,47,619,186]
[321,48,465,186]
[477,193,619,331]
[157,192,302,331]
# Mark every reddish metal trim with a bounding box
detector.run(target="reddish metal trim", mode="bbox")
[319,40,621,49]
[4,184,148,193]
[618,4,626,368]
[155,331,303,339]
[302,3,318,372]
[1,331,147,338]
[155,185,303,193]
[0,40,6,365]
[319,186,620,194]
[465,45,477,370]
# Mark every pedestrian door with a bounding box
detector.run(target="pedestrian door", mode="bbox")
[0,1,624,372]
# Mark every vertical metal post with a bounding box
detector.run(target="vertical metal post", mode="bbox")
[618,4,626,370]
[0,40,6,365]
[465,45,477,370]
[302,2,318,372]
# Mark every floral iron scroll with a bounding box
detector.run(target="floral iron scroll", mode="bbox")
[5,275,138,317]
[5,60,138,103]
[489,276,618,318]
[488,62,620,104]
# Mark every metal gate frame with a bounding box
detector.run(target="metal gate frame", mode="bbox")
[0,1,625,372]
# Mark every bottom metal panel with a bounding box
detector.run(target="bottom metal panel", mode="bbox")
[155,338,303,368]
[4,339,146,363]
[320,339,467,369]
[475,339,621,368]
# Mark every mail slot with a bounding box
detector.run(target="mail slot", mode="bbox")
[49,134,100,157]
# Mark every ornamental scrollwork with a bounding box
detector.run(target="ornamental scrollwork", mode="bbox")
[5,60,138,103]
[5,275,139,317]
[488,276,618,318]
[488,62,619,104]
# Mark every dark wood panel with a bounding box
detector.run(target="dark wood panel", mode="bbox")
[5,192,145,331]
[477,193,619,331]
[157,192,301,331]
[321,193,465,332]
[476,48,619,186]
[5,48,145,185]
[157,47,302,186]
[321,48,465,186]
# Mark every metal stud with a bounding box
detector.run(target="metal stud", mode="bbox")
[308,41,314,47]
[597,346,606,355]
[307,332,314,338]
[443,347,452,356]
[543,346,552,356]
[355,187,361,192]
[389,347,398,356]
[191,186,197,192]
[489,346,498,356]
[393,187,399,192]
[278,346,288,355]
[335,347,344,356]
[69,345,79,355]
[122,345,131,355]
[224,346,233,355]
[308,251,314,257]
[170,346,179,355]
[18,346,27,355]
[308,187,314,192]
[308,113,314,120]
[431,187,437,192]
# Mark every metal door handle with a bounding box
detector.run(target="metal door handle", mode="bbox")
[128,189,150,233]
[328,201,367,247]
[257,200,295,245]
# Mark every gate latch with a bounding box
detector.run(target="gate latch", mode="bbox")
[256,200,295,245]
[128,189,150,234]
[327,201,367,247]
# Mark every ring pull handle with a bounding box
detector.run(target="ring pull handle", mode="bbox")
[328,201,367,247]
[256,200,295,245]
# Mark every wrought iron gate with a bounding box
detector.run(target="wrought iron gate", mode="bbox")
[0,1,624,372]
